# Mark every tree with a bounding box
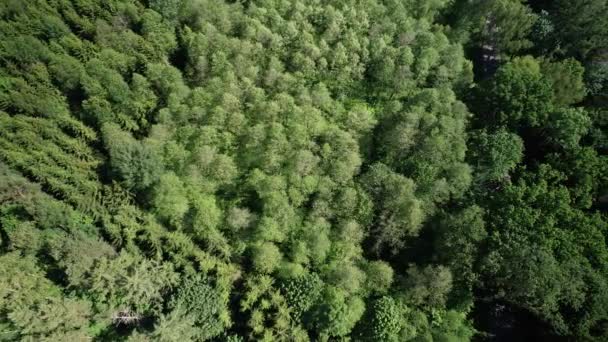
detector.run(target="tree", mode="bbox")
[480,56,553,128]
[479,166,608,336]
[311,287,365,338]
[130,309,197,342]
[430,310,476,342]
[0,252,95,340]
[146,63,189,102]
[358,296,403,342]
[226,206,255,231]
[102,123,163,191]
[325,262,366,294]
[453,0,538,54]
[467,129,523,184]
[546,147,608,209]
[152,172,189,227]
[363,260,394,294]
[280,273,323,321]
[585,59,608,96]
[87,252,179,316]
[362,163,424,254]
[45,230,117,287]
[168,275,229,340]
[403,265,453,308]
[546,107,591,149]
[189,194,222,238]
[239,275,305,341]
[149,0,182,22]
[490,246,596,335]
[141,9,178,59]
[5,0,592,340]
[551,0,608,60]
[541,58,587,106]
[251,242,282,274]
[434,206,487,308]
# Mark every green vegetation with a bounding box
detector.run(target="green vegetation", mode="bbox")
[0,0,606,340]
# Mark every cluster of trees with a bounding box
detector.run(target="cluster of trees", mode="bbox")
[0,0,606,341]
[447,0,608,339]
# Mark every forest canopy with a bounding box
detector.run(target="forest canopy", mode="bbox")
[0,0,607,341]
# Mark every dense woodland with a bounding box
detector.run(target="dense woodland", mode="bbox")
[0,0,607,341]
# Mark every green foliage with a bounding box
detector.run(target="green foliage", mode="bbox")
[152,172,189,227]
[585,60,608,96]
[551,0,608,60]
[1,0,605,341]
[483,56,553,127]
[0,252,95,340]
[363,163,424,254]
[363,260,394,294]
[479,166,608,336]
[251,242,282,274]
[149,0,183,22]
[546,147,608,209]
[102,123,163,191]
[45,230,117,287]
[467,129,523,184]
[453,0,537,53]
[358,296,403,342]
[240,275,306,341]
[311,287,366,338]
[434,206,486,308]
[403,265,453,308]
[87,252,179,316]
[280,273,323,321]
[324,262,367,295]
[135,308,197,342]
[546,108,592,149]
[541,58,587,106]
[168,275,229,340]
[430,310,476,342]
